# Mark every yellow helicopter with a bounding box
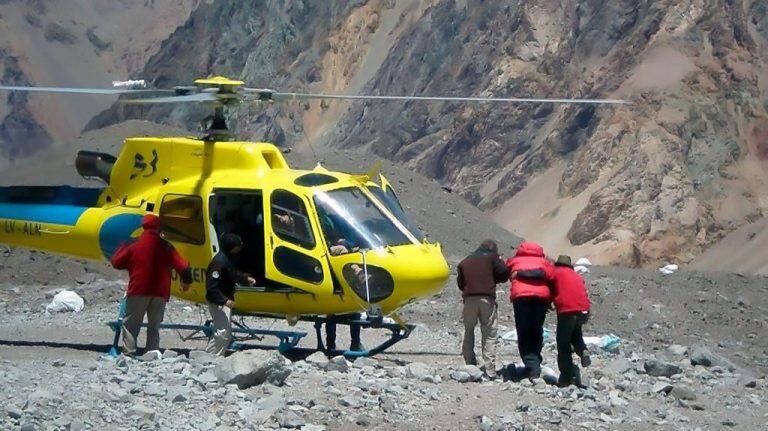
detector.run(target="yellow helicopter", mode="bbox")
[0,76,625,356]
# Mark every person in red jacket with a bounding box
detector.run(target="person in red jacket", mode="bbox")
[111,214,193,356]
[505,242,554,379]
[550,255,591,387]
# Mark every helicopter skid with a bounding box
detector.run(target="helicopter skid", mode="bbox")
[105,319,307,358]
[306,315,415,359]
[105,311,414,358]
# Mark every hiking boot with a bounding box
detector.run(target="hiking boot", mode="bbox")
[349,342,365,352]
[572,367,587,389]
[542,374,559,385]
[526,368,541,380]
[580,353,592,368]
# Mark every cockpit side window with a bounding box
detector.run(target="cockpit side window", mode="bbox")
[270,189,315,249]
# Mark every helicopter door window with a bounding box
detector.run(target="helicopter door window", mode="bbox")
[159,194,205,245]
[270,189,315,249]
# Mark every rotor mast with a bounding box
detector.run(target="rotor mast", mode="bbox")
[193,76,244,141]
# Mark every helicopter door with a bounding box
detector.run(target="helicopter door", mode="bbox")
[264,188,333,294]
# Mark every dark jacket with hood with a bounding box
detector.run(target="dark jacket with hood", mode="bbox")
[111,214,192,300]
[205,235,251,306]
[457,243,509,299]
[505,242,554,301]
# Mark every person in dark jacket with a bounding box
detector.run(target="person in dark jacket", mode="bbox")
[457,239,510,379]
[205,233,256,356]
[505,242,555,379]
[111,214,192,356]
[550,255,591,387]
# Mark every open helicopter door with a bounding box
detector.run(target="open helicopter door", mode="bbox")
[263,188,334,295]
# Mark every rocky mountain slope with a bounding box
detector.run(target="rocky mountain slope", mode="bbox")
[0,0,200,162]
[84,0,768,271]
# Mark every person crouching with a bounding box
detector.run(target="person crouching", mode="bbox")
[550,255,591,388]
[205,234,255,356]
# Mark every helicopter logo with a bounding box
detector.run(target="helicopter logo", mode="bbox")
[130,149,158,180]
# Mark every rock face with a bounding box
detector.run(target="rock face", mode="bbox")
[214,350,292,389]
[90,0,768,269]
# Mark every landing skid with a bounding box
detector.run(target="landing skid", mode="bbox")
[305,315,415,358]
[105,300,414,358]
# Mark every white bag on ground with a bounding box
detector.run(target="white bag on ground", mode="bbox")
[45,290,85,313]
[574,265,590,274]
[658,264,678,275]
[575,258,592,266]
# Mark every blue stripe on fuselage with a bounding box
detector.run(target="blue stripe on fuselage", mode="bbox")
[0,203,88,226]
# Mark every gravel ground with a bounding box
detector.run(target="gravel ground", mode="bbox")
[0,264,766,430]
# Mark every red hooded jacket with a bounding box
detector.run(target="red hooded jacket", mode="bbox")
[111,214,192,300]
[550,264,590,314]
[505,242,554,301]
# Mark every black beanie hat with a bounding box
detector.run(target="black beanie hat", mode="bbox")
[221,233,243,253]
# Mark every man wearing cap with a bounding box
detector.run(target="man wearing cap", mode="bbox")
[550,255,591,387]
[111,214,193,356]
[205,233,256,355]
[457,239,510,379]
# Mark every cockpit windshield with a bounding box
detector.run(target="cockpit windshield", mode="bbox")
[314,187,412,254]
[367,185,425,242]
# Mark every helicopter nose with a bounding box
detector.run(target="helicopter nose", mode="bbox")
[376,243,450,309]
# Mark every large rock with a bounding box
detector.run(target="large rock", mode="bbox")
[128,403,156,421]
[643,359,682,377]
[450,365,483,383]
[214,350,291,389]
[304,352,329,368]
[325,356,351,373]
[603,358,633,375]
[690,344,737,371]
[405,362,440,383]
[669,386,697,401]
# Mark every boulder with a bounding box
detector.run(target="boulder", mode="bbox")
[352,357,379,369]
[214,350,291,389]
[667,345,688,356]
[325,356,351,373]
[690,344,736,371]
[276,410,306,428]
[669,386,697,401]
[405,362,440,383]
[643,359,682,377]
[604,358,633,375]
[128,403,156,421]
[652,382,673,394]
[189,350,217,365]
[304,352,329,368]
[450,365,484,383]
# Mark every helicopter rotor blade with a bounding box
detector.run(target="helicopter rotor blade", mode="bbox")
[243,88,629,105]
[118,93,221,104]
[0,84,174,95]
